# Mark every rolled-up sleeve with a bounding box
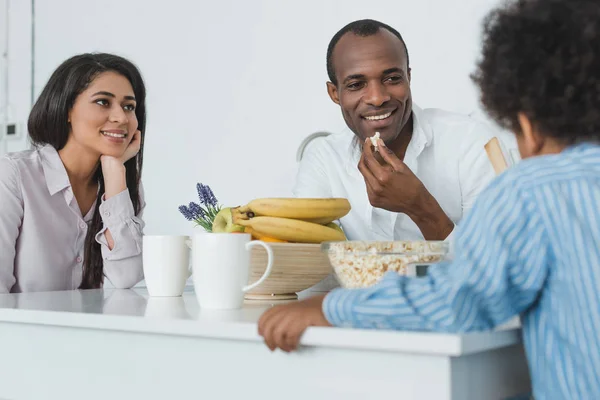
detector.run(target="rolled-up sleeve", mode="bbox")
[0,158,22,293]
[95,186,145,289]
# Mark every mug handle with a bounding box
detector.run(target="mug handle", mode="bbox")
[242,240,274,292]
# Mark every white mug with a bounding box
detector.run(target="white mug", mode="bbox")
[143,235,191,297]
[192,233,273,309]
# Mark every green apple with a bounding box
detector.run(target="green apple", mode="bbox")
[212,207,245,233]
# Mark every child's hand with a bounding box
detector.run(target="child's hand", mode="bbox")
[258,294,331,352]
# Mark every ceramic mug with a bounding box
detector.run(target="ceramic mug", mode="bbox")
[192,233,273,309]
[142,235,191,297]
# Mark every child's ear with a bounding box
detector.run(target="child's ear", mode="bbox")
[517,112,543,158]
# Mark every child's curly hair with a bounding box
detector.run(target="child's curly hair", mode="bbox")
[472,0,600,144]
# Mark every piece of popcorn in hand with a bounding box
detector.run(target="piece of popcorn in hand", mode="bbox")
[370,132,381,152]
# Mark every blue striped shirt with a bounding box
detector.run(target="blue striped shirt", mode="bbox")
[323,143,600,400]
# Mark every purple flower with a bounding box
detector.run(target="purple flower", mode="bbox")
[178,202,206,221]
[187,202,206,220]
[178,205,194,221]
[178,182,221,231]
[196,183,218,208]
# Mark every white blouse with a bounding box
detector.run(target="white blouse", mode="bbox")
[0,145,145,293]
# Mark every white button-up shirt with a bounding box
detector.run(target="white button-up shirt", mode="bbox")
[294,105,499,242]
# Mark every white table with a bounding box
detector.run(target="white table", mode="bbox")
[0,288,531,400]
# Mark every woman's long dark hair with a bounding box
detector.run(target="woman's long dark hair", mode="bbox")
[27,53,146,289]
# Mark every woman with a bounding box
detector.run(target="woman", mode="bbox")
[0,53,146,293]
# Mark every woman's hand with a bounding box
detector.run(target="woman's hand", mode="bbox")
[100,129,142,166]
[98,130,142,250]
[100,130,141,199]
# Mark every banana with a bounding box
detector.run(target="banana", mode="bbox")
[236,216,346,243]
[236,198,351,224]
[298,216,343,225]
[326,222,346,236]
[244,227,288,243]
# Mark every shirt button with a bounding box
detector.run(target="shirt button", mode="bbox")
[104,211,111,217]
[76,256,83,263]
[80,222,87,229]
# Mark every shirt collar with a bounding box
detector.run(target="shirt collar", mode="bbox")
[39,145,71,196]
[344,103,433,175]
[409,104,433,155]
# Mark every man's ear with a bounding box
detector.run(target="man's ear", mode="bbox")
[326,81,340,105]
[518,112,544,157]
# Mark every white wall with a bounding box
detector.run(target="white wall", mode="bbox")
[5,0,506,236]
[0,0,31,154]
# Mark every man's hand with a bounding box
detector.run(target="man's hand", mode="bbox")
[358,138,454,240]
[258,294,332,352]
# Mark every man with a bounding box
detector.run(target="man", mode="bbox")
[260,1,600,398]
[294,19,501,243]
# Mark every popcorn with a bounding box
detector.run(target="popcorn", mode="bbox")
[370,132,381,152]
[326,241,447,289]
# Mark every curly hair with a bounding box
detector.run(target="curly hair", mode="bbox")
[471,0,600,144]
[327,19,409,86]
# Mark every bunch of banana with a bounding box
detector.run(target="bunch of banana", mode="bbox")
[232,198,350,244]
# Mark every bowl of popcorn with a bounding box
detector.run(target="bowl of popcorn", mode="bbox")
[322,240,449,289]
